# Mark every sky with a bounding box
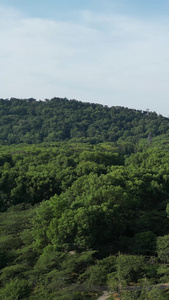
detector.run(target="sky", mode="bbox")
[1,0,169,116]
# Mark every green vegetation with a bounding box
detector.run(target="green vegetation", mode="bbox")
[1,98,169,299]
[0,97,169,145]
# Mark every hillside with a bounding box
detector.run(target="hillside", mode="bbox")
[1,99,169,299]
[0,97,169,145]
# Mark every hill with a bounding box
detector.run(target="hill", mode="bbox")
[0,97,169,145]
[1,98,169,299]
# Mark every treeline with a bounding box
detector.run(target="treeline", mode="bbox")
[1,142,169,298]
[0,97,169,144]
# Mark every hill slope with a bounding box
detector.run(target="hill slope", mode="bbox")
[1,98,169,299]
[0,97,169,144]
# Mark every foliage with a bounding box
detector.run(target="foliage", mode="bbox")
[0,278,31,300]
[0,105,169,298]
[0,98,168,145]
[157,235,169,263]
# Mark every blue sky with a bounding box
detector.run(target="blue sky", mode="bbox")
[1,0,169,116]
[1,0,169,18]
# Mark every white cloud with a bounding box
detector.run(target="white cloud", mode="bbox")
[0,5,169,115]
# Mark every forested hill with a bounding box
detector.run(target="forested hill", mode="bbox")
[2,98,169,298]
[0,97,169,145]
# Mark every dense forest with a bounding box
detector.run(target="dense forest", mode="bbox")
[1,98,169,299]
[1,97,169,145]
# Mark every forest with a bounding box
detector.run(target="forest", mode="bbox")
[1,98,169,299]
[1,97,169,145]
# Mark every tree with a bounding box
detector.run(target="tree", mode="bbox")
[157,235,169,263]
